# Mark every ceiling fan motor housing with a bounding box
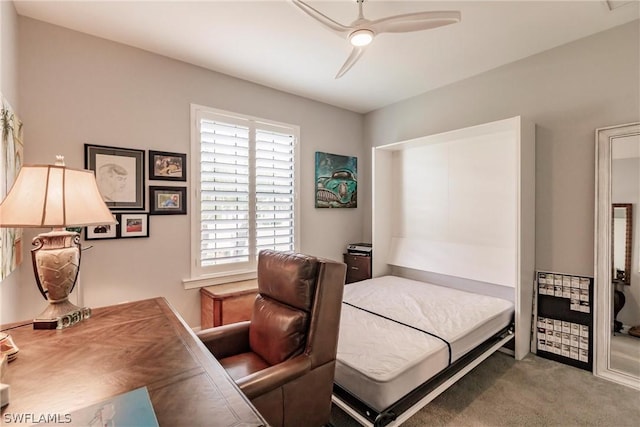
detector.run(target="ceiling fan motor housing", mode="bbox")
[349,29,374,46]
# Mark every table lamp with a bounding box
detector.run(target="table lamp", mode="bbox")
[0,156,116,329]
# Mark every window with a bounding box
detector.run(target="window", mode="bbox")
[189,105,299,284]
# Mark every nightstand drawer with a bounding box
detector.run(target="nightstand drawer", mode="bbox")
[343,253,372,284]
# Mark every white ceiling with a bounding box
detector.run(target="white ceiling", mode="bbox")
[13,0,640,113]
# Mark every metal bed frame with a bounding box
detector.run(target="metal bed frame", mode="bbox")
[332,324,515,427]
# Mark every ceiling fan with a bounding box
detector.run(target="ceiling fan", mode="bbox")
[291,0,461,79]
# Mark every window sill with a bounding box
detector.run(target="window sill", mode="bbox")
[183,271,258,290]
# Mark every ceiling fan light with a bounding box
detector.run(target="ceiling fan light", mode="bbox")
[349,29,374,47]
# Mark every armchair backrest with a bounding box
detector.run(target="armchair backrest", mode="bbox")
[250,250,345,368]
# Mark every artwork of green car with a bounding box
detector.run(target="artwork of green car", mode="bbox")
[316,169,357,208]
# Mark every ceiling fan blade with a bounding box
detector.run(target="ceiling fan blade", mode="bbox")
[370,11,461,34]
[335,47,366,79]
[291,0,351,35]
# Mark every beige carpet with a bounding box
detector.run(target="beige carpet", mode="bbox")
[331,352,640,426]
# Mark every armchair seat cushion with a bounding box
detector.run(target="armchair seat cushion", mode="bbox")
[219,351,270,382]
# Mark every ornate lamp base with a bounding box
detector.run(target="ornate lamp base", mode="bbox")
[33,304,92,330]
[36,299,81,320]
[33,308,91,329]
[31,229,91,329]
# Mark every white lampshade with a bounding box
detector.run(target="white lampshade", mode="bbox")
[0,163,116,228]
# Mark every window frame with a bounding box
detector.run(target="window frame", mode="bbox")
[187,104,300,288]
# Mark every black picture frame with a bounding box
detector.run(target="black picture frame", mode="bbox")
[85,144,145,210]
[118,213,150,238]
[85,215,119,240]
[149,186,187,215]
[149,150,187,181]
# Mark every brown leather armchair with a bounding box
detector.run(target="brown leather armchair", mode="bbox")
[197,250,346,427]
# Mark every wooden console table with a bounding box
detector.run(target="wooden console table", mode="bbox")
[201,279,258,329]
[0,298,266,426]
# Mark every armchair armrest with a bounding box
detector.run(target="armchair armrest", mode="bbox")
[197,321,251,360]
[237,355,311,399]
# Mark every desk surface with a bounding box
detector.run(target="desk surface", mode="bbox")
[0,297,266,426]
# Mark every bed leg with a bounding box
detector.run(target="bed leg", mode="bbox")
[374,411,397,427]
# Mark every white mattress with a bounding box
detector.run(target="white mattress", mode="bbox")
[335,275,514,412]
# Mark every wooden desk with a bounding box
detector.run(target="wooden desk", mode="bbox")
[0,298,266,426]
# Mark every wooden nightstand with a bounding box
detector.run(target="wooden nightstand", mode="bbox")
[343,253,372,284]
[200,279,258,329]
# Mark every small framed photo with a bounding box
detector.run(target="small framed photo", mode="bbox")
[118,213,149,238]
[149,186,187,215]
[149,150,187,181]
[85,144,145,210]
[85,216,118,240]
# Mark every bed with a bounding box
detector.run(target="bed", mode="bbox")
[336,117,534,426]
[333,275,515,426]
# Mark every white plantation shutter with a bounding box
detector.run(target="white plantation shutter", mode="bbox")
[191,106,298,280]
[199,120,250,267]
[255,128,295,253]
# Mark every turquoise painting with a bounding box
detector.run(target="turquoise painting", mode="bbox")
[315,152,357,208]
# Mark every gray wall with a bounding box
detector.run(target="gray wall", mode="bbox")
[0,0,18,105]
[1,17,364,326]
[4,13,639,331]
[363,21,640,280]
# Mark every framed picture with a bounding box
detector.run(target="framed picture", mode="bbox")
[85,216,118,240]
[315,152,357,208]
[1,94,24,280]
[85,144,145,210]
[149,150,187,181]
[149,186,187,215]
[118,213,149,238]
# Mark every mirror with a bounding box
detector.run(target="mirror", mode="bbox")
[611,203,632,333]
[612,203,632,285]
[595,122,640,390]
